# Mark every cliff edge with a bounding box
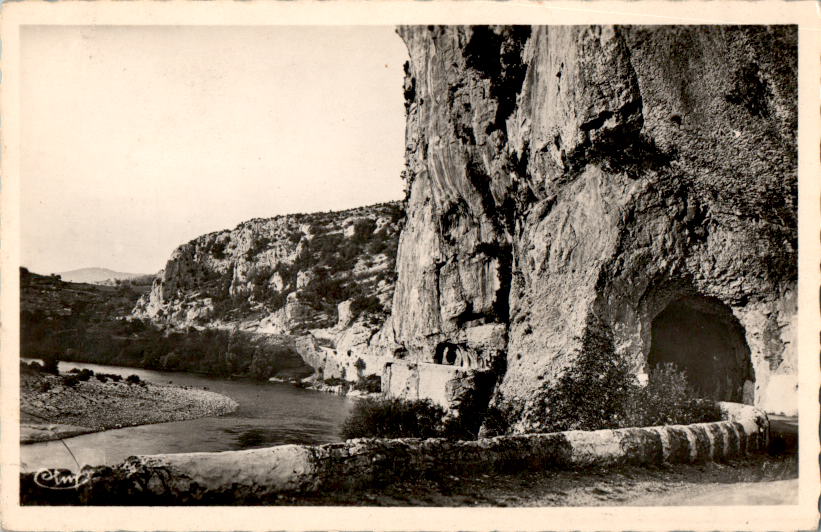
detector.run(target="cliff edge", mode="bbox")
[382,25,796,429]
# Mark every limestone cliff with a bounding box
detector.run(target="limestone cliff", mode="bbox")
[384,25,797,425]
[134,202,403,380]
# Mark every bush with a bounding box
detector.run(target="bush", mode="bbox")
[245,236,272,259]
[535,326,640,432]
[76,369,94,382]
[287,230,302,244]
[95,373,109,383]
[61,375,80,388]
[210,239,228,260]
[351,218,377,243]
[350,295,383,317]
[477,405,513,437]
[125,374,142,385]
[323,377,349,391]
[340,397,446,440]
[534,342,721,432]
[20,361,45,376]
[352,374,381,393]
[41,356,60,375]
[623,363,722,427]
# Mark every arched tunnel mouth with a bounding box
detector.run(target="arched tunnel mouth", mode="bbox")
[648,295,755,403]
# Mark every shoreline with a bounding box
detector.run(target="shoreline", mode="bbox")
[21,371,238,444]
[269,375,382,400]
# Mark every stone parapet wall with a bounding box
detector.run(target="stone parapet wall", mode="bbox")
[21,402,768,505]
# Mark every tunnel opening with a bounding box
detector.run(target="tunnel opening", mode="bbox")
[434,342,458,365]
[648,295,754,403]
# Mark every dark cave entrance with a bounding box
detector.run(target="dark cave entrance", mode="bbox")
[434,342,458,365]
[648,296,754,403]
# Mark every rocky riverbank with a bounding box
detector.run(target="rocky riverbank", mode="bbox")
[20,371,238,443]
[268,374,382,400]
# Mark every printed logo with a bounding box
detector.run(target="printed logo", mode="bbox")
[33,468,92,490]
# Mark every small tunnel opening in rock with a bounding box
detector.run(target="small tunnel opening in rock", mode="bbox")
[434,343,459,365]
[648,295,754,403]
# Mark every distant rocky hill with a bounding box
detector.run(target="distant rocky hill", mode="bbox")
[133,202,404,382]
[20,267,151,363]
[21,267,151,320]
[57,267,151,285]
[20,267,311,380]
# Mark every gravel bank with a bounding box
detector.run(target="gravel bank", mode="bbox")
[21,372,238,443]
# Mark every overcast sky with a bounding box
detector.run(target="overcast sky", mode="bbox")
[21,25,409,275]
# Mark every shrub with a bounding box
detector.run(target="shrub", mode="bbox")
[245,236,272,259]
[323,376,349,390]
[61,375,80,388]
[298,271,352,311]
[21,361,45,376]
[350,295,383,317]
[477,405,513,437]
[76,369,94,381]
[95,373,109,383]
[41,356,60,375]
[352,374,381,393]
[265,290,288,311]
[287,230,302,244]
[311,232,345,255]
[623,363,722,427]
[340,397,446,440]
[210,239,228,260]
[351,218,377,243]
[366,238,389,255]
[535,324,640,432]
[534,340,721,432]
[125,374,142,385]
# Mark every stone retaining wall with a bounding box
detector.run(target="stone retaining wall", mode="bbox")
[383,361,468,407]
[20,402,768,505]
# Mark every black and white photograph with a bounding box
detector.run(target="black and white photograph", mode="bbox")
[1,2,817,530]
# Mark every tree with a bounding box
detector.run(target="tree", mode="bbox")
[41,354,60,375]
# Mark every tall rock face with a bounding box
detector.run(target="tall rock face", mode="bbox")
[134,202,404,381]
[387,25,797,427]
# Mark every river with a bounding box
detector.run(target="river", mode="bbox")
[20,359,353,472]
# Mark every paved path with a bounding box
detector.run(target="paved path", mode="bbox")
[623,479,798,506]
[768,415,798,454]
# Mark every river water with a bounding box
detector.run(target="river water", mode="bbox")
[20,360,353,472]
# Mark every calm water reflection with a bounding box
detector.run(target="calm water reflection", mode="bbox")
[20,359,352,471]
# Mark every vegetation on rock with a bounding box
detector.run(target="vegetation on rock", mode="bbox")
[522,342,722,434]
[137,201,403,330]
[20,268,309,380]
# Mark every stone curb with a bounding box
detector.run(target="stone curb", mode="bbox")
[20,402,767,504]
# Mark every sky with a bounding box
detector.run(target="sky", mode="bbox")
[20,25,409,275]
